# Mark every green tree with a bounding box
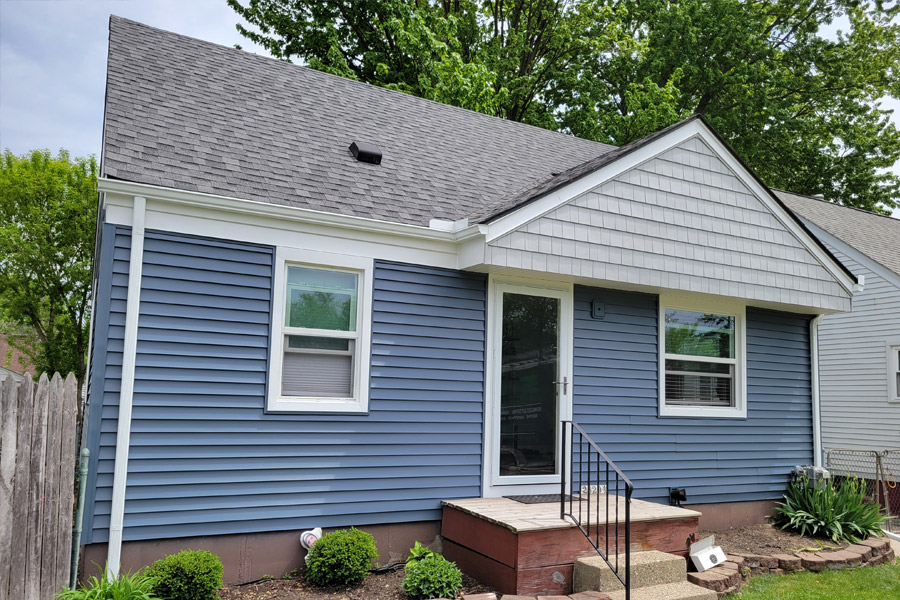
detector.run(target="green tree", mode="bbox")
[229,0,900,213]
[0,149,97,411]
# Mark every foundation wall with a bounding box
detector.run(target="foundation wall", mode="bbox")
[82,521,441,585]
[684,500,777,531]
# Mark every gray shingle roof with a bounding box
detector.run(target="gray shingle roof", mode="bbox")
[103,16,614,227]
[777,190,900,277]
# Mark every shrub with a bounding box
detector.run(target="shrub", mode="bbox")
[405,541,436,566]
[57,571,159,600]
[305,528,378,586]
[144,549,223,600]
[402,554,463,600]
[773,475,887,543]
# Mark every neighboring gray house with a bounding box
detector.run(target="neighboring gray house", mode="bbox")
[780,192,900,456]
[84,17,862,584]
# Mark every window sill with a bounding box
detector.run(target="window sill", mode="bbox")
[659,405,747,419]
[266,397,368,414]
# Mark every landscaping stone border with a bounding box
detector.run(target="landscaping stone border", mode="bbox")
[686,537,896,599]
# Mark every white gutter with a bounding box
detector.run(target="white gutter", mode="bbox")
[810,315,823,468]
[106,196,146,578]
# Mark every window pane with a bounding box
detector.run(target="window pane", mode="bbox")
[287,336,350,351]
[665,309,734,358]
[282,342,355,398]
[285,266,358,331]
[665,359,733,407]
[499,293,559,477]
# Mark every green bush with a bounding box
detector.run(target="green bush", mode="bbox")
[402,554,463,600]
[305,528,378,586]
[405,541,437,566]
[773,475,887,543]
[144,549,223,600]
[57,571,159,600]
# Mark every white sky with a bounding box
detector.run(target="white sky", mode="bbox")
[1,0,898,217]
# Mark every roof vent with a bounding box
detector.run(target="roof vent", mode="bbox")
[349,141,382,165]
[813,193,825,199]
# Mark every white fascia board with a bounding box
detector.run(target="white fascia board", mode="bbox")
[98,178,487,270]
[482,119,859,297]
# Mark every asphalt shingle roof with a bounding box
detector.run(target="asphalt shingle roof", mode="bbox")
[777,190,900,278]
[103,16,615,227]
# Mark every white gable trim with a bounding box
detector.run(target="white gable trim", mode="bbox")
[482,119,858,296]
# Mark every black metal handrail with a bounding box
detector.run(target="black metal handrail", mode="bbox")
[561,420,634,600]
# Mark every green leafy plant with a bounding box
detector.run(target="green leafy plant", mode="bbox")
[405,541,436,566]
[144,549,223,600]
[773,475,888,543]
[282,569,299,579]
[402,554,463,600]
[305,528,378,586]
[57,571,159,600]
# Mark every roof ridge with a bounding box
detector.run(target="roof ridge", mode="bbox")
[773,187,900,224]
[108,15,614,152]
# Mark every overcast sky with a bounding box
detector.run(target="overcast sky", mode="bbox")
[1,0,898,216]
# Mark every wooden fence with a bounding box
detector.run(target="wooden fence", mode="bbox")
[0,373,79,600]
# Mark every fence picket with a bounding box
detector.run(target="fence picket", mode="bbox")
[55,374,79,592]
[8,375,34,600]
[25,374,50,600]
[0,376,20,600]
[40,374,63,599]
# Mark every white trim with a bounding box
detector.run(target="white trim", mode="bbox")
[811,315,823,467]
[887,342,900,404]
[481,119,858,296]
[658,296,747,419]
[267,247,373,414]
[106,196,146,579]
[482,275,574,497]
[98,178,485,271]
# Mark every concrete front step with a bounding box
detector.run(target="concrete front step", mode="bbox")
[605,581,717,600]
[573,551,686,593]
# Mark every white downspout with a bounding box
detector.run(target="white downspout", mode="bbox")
[107,196,146,578]
[810,315,823,468]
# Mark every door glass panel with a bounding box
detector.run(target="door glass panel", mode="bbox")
[499,292,560,477]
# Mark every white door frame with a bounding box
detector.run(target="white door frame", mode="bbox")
[482,274,574,497]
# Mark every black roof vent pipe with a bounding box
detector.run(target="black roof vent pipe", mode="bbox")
[349,141,382,165]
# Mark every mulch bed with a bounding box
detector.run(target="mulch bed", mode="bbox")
[701,524,849,556]
[218,565,494,600]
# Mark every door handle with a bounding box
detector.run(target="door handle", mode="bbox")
[554,376,568,394]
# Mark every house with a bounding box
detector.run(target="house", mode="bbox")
[778,192,900,459]
[82,16,862,587]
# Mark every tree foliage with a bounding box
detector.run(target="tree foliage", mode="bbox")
[229,0,900,212]
[0,149,97,401]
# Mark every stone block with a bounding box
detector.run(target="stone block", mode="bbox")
[499,596,536,600]
[857,538,890,555]
[884,548,896,563]
[771,568,785,576]
[798,553,826,572]
[771,554,801,572]
[568,592,611,600]
[844,544,874,561]
[687,568,740,593]
[817,550,861,569]
[725,555,745,568]
[464,594,499,600]
[748,566,769,576]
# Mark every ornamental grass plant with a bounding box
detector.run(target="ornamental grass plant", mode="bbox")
[772,475,887,543]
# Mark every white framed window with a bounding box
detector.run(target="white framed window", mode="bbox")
[659,298,746,418]
[267,247,373,413]
[888,343,900,404]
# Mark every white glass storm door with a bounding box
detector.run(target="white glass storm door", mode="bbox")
[485,280,573,495]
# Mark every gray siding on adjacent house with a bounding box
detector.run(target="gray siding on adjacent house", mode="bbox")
[83,231,485,543]
[573,285,814,504]
[814,240,900,453]
[486,136,850,312]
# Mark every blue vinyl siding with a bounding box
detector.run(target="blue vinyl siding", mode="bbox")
[84,235,485,543]
[572,285,813,505]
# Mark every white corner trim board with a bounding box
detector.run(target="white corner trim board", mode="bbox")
[106,195,146,579]
[810,315,823,467]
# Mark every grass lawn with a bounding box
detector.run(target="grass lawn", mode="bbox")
[724,561,900,599]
